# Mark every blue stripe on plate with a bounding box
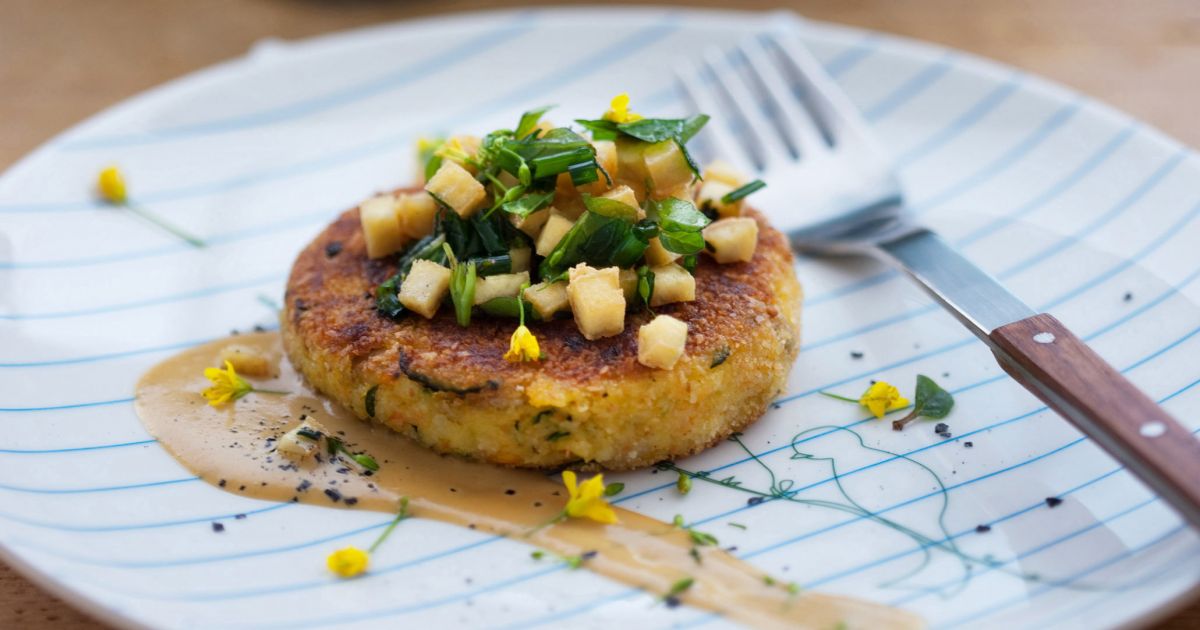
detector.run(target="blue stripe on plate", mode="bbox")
[863,52,956,121]
[52,13,539,152]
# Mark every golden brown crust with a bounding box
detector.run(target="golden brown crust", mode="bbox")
[282,187,801,469]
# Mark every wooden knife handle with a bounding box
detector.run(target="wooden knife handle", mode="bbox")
[990,313,1200,529]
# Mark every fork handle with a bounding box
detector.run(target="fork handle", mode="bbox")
[990,313,1200,527]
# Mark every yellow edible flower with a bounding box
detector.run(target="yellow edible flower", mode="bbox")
[859,381,909,419]
[97,166,127,204]
[326,546,369,578]
[504,324,541,362]
[201,361,253,407]
[603,92,643,124]
[562,470,619,524]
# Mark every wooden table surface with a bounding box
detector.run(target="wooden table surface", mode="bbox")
[2,0,1197,627]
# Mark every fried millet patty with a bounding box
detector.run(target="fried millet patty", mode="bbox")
[281,191,802,470]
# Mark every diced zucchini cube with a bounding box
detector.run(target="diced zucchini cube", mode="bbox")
[473,271,530,305]
[509,246,532,273]
[567,264,626,339]
[524,281,570,320]
[697,180,741,218]
[218,343,272,377]
[649,262,695,307]
[360,193,406,259]
[637,314,688,369]
[643,140,694,193]
[277,420,326,461]
[601,184,640,210]
[702,160,746,187]
[615,136,649,199]
[644,236,679,267]
[536,208,575,256]
[619,268,638,303]
[579,140,620,195]
[399,259,451,318]
[444,134,482,172]
[397,192,439,239]
[509,207,550,239]
[425,161,486,218]
[703,217,759,263]
[654,181,697,202]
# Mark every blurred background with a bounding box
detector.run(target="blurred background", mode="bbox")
[1,0,1197,627]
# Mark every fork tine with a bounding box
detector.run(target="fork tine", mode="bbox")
[700,47,793,171]
[673,58,755,174]
[735,37,829,159]
[762,30,886,158]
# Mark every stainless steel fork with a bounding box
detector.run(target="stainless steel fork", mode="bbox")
[674,21,1200,529]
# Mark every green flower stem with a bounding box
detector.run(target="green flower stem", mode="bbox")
[122,201,206,248]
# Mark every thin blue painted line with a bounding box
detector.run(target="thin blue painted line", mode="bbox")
[892,495,1162,610]
[1038,199,1200,311]
[935,524,1187,629]
[0,439,157,454]
[996,148,1188,279]
[499,588,643,630]
[52,15,538,153]
[0,397,133,412]
[863,52,955,121]
[955,123,1140,247]
[0,476,197,494]
[907,99,1082,213]
[1029,548,1200,629]
[823,34,879,77]
[0,323,278,369]
[891,72,1023,165]
[0,271,284,320]
[0,502,293,533]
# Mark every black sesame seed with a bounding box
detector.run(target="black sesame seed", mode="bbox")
[1045,496,1063,508]
[975,524,992,533]
[964,441,974,448]
[325,241,343,258]
[665,596,682,609]
[218,479,227,487]
[235,514,247,520]
[211,522,225,533]
[1123,291,1133,302]
[934,422,949,434]
[850,351,864,359]
[505,489,516,495]
[324,488,342,503]
[344,497,359,506]
[747,497,765,506]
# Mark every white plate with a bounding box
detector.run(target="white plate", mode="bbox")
[2,7,1198,629]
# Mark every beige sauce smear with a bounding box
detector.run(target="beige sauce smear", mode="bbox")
[135,332,921,629]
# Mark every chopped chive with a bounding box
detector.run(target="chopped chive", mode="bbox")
[720,179,766,204]
[604,482,625,497]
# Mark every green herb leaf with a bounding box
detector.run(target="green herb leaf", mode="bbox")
[538,195,646,278]
[364,385,378,419]
[647,197,711,256]
[710,346,731,368]
[688,529,718,546]
[546,430,570,441]
[665,577,695,600]
[531,550,546,560]
[501,190,555,219]
[892,374,955,430]
[612,115,710,144]
[515,105,554,138]
[350,453,380,472]
[721,179,766,204]
[604,482,625,497]
[445,243,477,328]
[637,265,655,310]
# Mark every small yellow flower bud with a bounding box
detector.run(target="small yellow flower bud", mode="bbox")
[97,166,127,204]
[326,546,369,578]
